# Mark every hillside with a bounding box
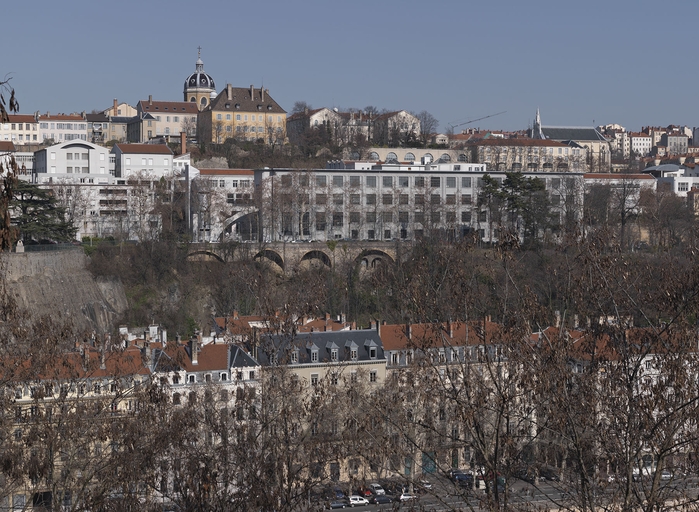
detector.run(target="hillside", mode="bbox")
[2,249,128,334]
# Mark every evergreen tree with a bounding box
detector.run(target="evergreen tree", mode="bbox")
[11,180,77,242]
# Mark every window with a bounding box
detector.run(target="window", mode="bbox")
[430,177,441,187]
[399,211,409,223]
[678,182,689,192]
[415,176,425,187]
[383,176,393,187]
[399,176,409,187]
[431,194,441,205]
[382,212,393,223]
[332,213,343,227]
[350,212,360,223]
[382,194,393,205]
[311,350,318,363]
[369,347,377,359]
[350,193,360,205]
[366,176,377,188]
[333,193,343,205]
[461,194,472,205]
[365,194,376,206]
[384,229,391,239]
[399,194,409,205]
[331,349,338,361]
[350,349,358,360]
[446,176,456,188]
[333,176,344,187]
[316,175,327,187]
[349,175,361,186]
[310,373,319,386]
[446,194,456,205]
[290,351,298,364]
[370,370,377,382]
[391,352,399,365]
[461,211,472,222]
[315,193,327,205]
[366,212,377,223]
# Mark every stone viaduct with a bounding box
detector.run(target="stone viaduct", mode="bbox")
[187,240,402,274]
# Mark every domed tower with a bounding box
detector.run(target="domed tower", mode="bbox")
[184,47,216,111]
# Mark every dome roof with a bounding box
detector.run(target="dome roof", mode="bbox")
[184,52,215,91]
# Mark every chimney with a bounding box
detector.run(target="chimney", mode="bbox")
[113,98,118,115]
[555,310,561,328]
[351,321,356,330]
[148,95,152,105]
[377,320,381,337]
[189,335,199,365]
[341,313,346,324]
[250,85,254,99]
[405,323,411,339]
[261,88,265,102]
[227,84,233,101]
[180,131,187,155]
[100,337,106,370]
[447,320,453,338]
[370,321,376,330]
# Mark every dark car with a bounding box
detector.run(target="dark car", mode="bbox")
[540,466,560,482]
[449,469,474,488]
[514,467,536,484]
[370,494,392,505]
[328,499,348,509]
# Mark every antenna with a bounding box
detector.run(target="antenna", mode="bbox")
[448,111,506,132]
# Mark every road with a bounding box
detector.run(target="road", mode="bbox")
[314,475,699,511]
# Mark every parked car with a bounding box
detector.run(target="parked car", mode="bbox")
[348,495,369,507]
[513,466,536,484]
[449,469,474,487]
[540,466,561,482]
[417,479,433,491]
[397,492,418,502]
[355,488,372,498]
[661,469,673,481]
[370,494,392,505]
[369,483,385,495]
[328,499,348,509]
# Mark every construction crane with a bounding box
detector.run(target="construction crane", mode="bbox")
[448,111,506,133]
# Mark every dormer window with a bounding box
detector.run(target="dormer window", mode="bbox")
[188,375,195,383]
[351,349,358,360]
[290,351,298,364]
[369,347,377,359]
[220,373,228,381]
[311,350,318,363]
[331,349,338,362]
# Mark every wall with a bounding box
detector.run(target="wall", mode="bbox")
[2,249,128,333]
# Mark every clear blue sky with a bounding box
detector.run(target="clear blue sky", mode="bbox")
[3,0,695,133]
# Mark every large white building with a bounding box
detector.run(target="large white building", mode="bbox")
[111,143,174,180]
[33,140,113,185]
[243,162,584,244]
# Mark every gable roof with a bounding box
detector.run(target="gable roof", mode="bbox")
[466,138,569,148]
[138,100,199,115]
[0,141,16,152]
[208,85,286,114]
[379,321,501,351]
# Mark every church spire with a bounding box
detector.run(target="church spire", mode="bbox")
[195,46,204,72]
[533,108,545,139]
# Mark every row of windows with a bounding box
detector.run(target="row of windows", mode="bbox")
[312,210,482,227]
[1,123,36,130]
[309,192,474,206]
[216,113,283,122]
[124,157,169,166]
[292,175,475,189]
[310,370,377,387]
[4,134,38,141]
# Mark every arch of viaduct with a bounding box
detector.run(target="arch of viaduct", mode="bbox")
[187,241,399,274]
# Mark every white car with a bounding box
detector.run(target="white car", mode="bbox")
[348,495,369,507]
[369,483,385,495]
[398,492,418,501]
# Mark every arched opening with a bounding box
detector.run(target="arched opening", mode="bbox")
[405,152,416,162]
[458,153,467,162]
[439,153,451,162]
[386,152,398,162]
[200,97,207,106]
[542,162,554,171]
[369,151,380,161]
[299,250,332,270]
[254,250,284,272]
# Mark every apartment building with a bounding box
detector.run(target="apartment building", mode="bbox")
[0,114,39,145]
[37,112,87,143]
[251,162,584,244]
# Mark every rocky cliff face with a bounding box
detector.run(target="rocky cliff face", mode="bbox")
[2,249,128,334]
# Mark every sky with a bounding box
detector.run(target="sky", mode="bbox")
[3,0,697,133]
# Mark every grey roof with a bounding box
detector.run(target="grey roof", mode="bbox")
[541,126,608,142]
[230,345,259,368]
[209,85,286,114]
[257,329,385,366]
